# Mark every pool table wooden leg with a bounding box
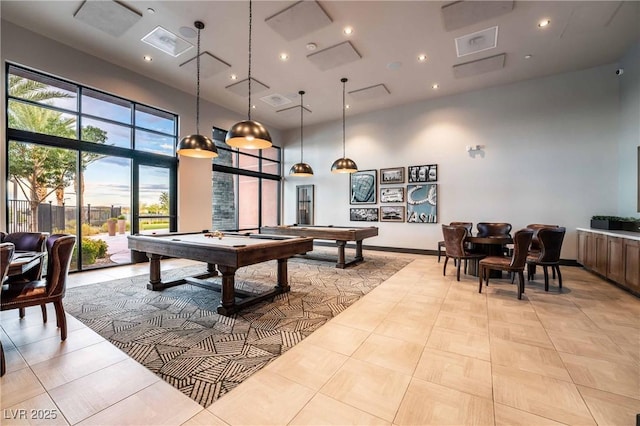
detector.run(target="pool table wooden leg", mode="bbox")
[336,240,347,268]
[217,265,237,316]
[355,240,364,261]
[147,253,163,290]
[276,258,290,292]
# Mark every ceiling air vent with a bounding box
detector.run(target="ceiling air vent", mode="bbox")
[225,78,270,96]
[74,0,142,37]
[441,1,514,32]
[260,93,292,108]
[455,26,498,58]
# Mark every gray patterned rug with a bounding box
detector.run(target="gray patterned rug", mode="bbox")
[65,250,411,407]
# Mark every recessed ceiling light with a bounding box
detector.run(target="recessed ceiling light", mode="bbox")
[143,55,152,62]
[417,54,427,62]
[230,74,237,80]
[343,26,353,35]
[306,43,317,51]
[432,83,439,89]
[524,54,533,59]
[279,53,289,61]
[345,104,350,109]
[252,105,256,109]
[538,19,550,28]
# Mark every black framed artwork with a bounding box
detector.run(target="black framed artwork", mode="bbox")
[406,184,437,223]
[408,164,437,183]
[380,206,405,222]
[380,187,404,203]
[380,167,404,184]
[350,169,377,204]
[350,208,379,222]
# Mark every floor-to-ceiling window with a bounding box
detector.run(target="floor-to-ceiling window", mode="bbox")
[6,63,178,271]
[211,128,281,232]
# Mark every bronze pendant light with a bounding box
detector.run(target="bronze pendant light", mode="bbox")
[176,21,218,159]
[331,78,357,173]
[289,90,313,176]
[225,0,272,150]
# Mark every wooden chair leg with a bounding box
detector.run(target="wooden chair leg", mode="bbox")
[456,261,461,281]
[543,266,550,291]
[53,300,67,341]
[438,242,443,263]
[478,266,484,293]
[556,265,562,290]
[518,271,525,299]
[41,304,47,323]
[0,340,5,377]
[443,257,449,276]
[19,307,25,319]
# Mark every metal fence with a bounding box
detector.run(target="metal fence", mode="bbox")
[7,200,121,234]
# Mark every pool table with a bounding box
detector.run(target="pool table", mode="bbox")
[259,225,379,268]
[128,231,314,315]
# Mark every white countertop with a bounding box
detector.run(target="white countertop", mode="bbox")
[577,227,640,242]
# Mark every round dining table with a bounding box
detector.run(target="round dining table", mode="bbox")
[465,235,513,277]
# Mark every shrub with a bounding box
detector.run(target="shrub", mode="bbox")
[74,238,108,264]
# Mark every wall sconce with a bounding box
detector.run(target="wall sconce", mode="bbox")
[466,144,482,152]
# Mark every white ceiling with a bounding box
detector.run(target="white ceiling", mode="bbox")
[2,1,638,131]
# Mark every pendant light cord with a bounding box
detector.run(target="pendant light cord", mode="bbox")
[247,0,253,121]
[342,78,346,158]
[196,23,202,134]
[300,91,304,162]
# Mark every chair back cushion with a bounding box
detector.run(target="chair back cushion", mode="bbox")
[526,224,559,251]
[477,222,512,237]
[536,227,566,262]
[450,222,473,233]
[3,232,47,252]
[45,234,76,297]
[510,229,534,268]
[442,225,468,258]
[1,242,15,283]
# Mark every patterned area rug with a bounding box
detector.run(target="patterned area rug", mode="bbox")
[65,250,411,407]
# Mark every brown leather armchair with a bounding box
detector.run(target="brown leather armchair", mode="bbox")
[0,242,15,376]
[1,234,76,342]
[527,227,566,291]
[437,222,472,262]
[2,232,48,282]
[478,228,533,299]
[477,222,512,237]
[442,225,485,281]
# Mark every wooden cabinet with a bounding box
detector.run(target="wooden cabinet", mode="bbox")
[624,239,640,293]
[577,229,639,296]
[607,236,624,283]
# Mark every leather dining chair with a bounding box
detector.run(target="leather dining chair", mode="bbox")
[438,222,472,262]
[1,234,76,342]
[442,225,485,281]
[1,242,16,376]
[2,232,48,319]
[527,227,566,292]
[478,228,534,299]
[477,222,512,237]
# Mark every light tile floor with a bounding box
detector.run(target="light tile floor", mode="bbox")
[2,254,639,425]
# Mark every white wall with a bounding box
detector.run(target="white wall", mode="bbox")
[0,20,282,232]
[617,41,640,217]
[283,64,626,259]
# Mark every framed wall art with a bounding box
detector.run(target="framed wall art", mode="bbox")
[380,187,404,203]
[350,169,377,204]
[380,206,405,222]
[380,167,404,184]
[406,184,437,223]
[350,208,379,222]
[408,164,437,183]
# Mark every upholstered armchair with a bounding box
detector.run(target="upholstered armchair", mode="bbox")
[442,225,485,281]
[478,228,533,299]
[1,242,16,376]
[437,222,472,262]
[527,227,566,291]
[1,234,76,341]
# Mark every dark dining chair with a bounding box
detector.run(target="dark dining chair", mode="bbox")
[1,242,16,376]
[478,228,534,299]
[442,225,485,281]
[2,232,48,319]
[438,222,473,262]
[477,222,512,237]
[527,227,566,291]
[1,234,76,342]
